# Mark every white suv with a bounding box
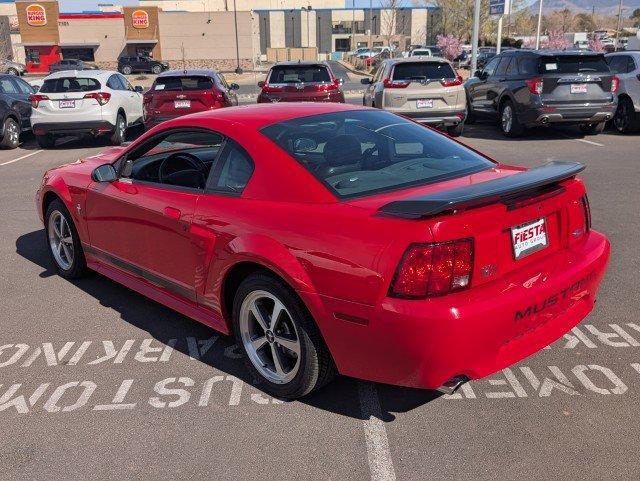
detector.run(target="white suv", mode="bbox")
[30,70,144,148]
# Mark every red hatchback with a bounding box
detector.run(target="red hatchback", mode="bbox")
[143,69,239,129]
[37,103,610,399]
[257,61,345,103]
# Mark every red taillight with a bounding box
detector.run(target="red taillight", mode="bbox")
[390,239,474,298]
[84,92,111,105]
[525,77,543,95]
[440,75,463,87]
[315,79,340,92]
[30,94,49,108]
[261,84,285,93]
[383,78,410,89]
[611,75,620,93]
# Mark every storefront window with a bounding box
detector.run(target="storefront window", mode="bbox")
[335,38,350,52]
[25,48,40,64]
[61,48,95,62]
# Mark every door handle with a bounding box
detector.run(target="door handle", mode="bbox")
[163,207,181,220]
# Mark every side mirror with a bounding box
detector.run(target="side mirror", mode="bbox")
[31,84,40,93]
[134,85,144,93]
[91,164,117,183]
[360,77,372,85]
[230,82,240,90]
[257,80,265,88]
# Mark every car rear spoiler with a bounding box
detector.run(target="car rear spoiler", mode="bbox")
[378,161,585,219]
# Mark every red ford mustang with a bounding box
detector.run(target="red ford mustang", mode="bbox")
[36,103,610,399]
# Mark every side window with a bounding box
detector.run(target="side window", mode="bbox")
[106,75,124,90]
[118,74,134,91]
[627,56,637,73]
[207,140,254,194]
[125,130,224,190]
[506,56,519,76]
[518,56,538,76]
[0,78,18,94]
[495,57,511,76]
[606,56,627,74]
[12,78,33,94]
[483,57,501,77]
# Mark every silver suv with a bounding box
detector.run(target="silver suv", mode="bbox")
[606,51,640,133]
[0,58,26,76]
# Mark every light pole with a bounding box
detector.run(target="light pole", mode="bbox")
[470,0,481,73]
[368,0,372,50]
[615,0,624,51]
[232,0,242,74]
[351,0,355,52]
[535,0,544,50]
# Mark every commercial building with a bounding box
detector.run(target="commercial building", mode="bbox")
[8,0,441,73]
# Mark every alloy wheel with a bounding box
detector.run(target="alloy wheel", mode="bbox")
[5,120,19,146]
[118,117,126,141]
[501,105,513,133]
[48,210,74,270]
[614,100,630,132]
[239,290,301,384]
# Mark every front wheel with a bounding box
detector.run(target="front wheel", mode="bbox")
[152,65,162,74]
[0,117,20,149]
[579,121,605,135]
[121,65,132,75]
[233,272,336,399]
[45,199,87,279]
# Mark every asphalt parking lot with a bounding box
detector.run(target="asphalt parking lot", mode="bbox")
[1,111,639,480]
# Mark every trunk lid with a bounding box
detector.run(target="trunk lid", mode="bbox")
[386,61,462,110]
[147,75,223,116]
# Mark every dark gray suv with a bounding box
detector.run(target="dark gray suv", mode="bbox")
[465,50,618,136]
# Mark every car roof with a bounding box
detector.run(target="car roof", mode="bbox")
[175,102,365,130]
[387,56,452,66]
[43,70,118,81]
[271,60,330,67]
[157,68,218,78]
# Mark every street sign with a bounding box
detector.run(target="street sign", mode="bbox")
[489,0,505,16]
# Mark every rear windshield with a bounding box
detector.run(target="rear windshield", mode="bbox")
[154,76,215,91]
[269,65,331,84]
[392,62,456,81]
[540,55,610,73]
[261,110,494,199]
[40,77,100,93]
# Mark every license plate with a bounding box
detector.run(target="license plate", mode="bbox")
[570,84,588,94]
[511,218,548,260]
[174,100,191,109]
[416,99,434,109]
[59,100,75,109]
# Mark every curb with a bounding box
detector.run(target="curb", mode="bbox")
[338,60,373,77]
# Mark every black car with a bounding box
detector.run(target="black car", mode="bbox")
[118,55,169,75]
[476,51,496,69]
[465,50,617,136]
[0,74,33,149]
[49,59,98,73]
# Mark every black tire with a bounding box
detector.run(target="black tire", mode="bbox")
[7,68,19,76]
[110,114,126,146]
[36,134,55,148]
[499,100,524,137]
[152,65,162,74]
[232,272,336,399]
[447,122,464,137]
[579,121,605,135]
[121,65,132,75]
[465,99,476,124]
[0,117,20,149]
[44,199,87,279]
[613,97,640,134]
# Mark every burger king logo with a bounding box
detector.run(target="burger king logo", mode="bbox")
[26,4,47,27]
[132,10,149,29]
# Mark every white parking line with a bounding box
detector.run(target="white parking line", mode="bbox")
[359,381,396,481]
[0,150,43,166]
[575,138,605,147]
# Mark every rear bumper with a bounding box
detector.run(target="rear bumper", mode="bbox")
[32,121,115,136]
[257,92,345,103]
[389,109,465,126]
[313,231,610,390]
[521,103,616,126]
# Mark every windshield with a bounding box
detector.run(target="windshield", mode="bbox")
[392,62,456,81]
[261,110,494,199]
[40,77,100,93]
[269,65,331,84]
[154,75,214,91]
[540,55,610,73]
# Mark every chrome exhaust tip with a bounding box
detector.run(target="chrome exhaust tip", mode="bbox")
[436,375,470,395]
[540,116,549,125]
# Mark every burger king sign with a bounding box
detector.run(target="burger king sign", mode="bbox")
[132,10,149,29]
[26,4,47,27]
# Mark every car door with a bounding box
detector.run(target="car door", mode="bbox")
[118,74,144,123]
[85,128,224,301]
[8,77,33,129]
[485,55,512,112]
[137,57,150,73]
[468,56,501,115]
[216,73,238,106]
